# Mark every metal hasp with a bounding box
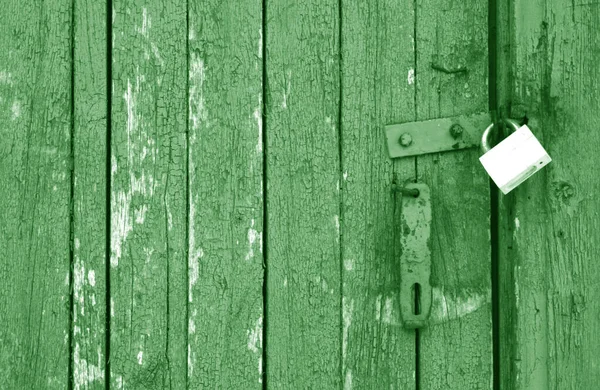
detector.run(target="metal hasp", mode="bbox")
[398,182,432,329]
[386,112,491,158]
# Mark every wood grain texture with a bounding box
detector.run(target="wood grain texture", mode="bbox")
[416,1,493,388]
[109,2,187,388]
[340,0,416,388]
[0,1,72,388]
[500,1,600,388]
[187,0,264,387]
[72,0,107,388]
[264,0,341,387]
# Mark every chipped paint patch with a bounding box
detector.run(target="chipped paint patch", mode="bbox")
[11,100,20,119]
[111,155,118,178]
[111,76,156,267]
[343,171,348,181]
[282,70,291,109]
[150,42,164,66]
[515,217,520,231]
[188,344,195,377]
[187,53,207,298]
[187,228,203,302]
[73,344,104,389]
[408,68,415,85]
[137,351,143,365]
[344,369,353,390]
[258,28,263,59]
[87,270,96,287]
[375,294,400,325]
[334,215,340,242]
[382,296,394,324]
[167,210,173,231]
[110,298,115,317]
[245,219,262,261]
[255,111,263,154]
[137,7,151,38]
[514,266,521,307]
[111,190,132,267]
[188,199,203,302]
[189,53,208,129]
[189,318,196,334]
[73,246,86,318]
[247,317,263,354]
[254,98,262,154]
[0,71,12,84]
[114,375,124,389]
[143,247,154,263]
[342,297,353,364]
[430,287,491,323]
[134,204,149,224]
[344,258,354,271]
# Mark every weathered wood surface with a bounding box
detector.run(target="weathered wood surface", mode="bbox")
[0,1,72,388]
[187,0,264,387]
[416,1,493,389]
[342,0,493,388]
[109,2,187,388]
[72,0,108,388]
[264,0,342,388]
[340,1,416,388]
[6,1,600,388]
[499,1,600,389]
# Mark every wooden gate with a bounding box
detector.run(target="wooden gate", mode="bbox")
[0,0,597,388]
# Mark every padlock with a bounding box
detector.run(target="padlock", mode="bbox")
[480,119,552,194]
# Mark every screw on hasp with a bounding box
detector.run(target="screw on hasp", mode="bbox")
[399,133,413,147]
[449,124,463,139]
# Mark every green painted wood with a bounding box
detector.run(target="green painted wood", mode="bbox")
[186,0,264,387]
[265,0,341,387]
[109,2,187,388]
[416,0,493,388]
[0,1,72,388]
[342,0,492,387]
[72,0,108,388]
[499,1,600,388]
[340,0,416,387]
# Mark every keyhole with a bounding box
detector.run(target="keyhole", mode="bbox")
[412,283,421,315]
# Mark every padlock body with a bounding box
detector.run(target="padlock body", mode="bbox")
[479,125,552,194]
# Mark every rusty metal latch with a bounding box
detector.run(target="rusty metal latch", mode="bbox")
[397,182,432,329]
[386,112,491,158]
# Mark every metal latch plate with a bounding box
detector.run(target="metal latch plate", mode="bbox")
[386,112,491,158]
[399,182,432,329]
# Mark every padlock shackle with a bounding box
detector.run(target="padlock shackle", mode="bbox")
[481,119,521,154]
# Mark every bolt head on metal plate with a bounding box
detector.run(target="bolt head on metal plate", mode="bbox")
[399,133,413,147]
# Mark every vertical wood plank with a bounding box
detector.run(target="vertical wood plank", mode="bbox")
[340,0,417,388]
[72,0,107,388]
[416,1,493,388]
[109,2,187,388]
[500,1,600,388]
[265,0,341,387]
[0,1,72,388]
[186,0,264,388]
